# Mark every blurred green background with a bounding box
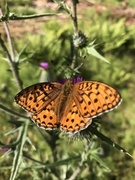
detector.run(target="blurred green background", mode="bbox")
[0,0,135,179]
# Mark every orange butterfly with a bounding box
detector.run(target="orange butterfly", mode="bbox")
[15,78,122,134]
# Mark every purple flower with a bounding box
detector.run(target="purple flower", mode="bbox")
[58,79,67,84]
[40,62,49,69]
[72,77,83,84]
[1,148,8,152]
[58,77,83,84]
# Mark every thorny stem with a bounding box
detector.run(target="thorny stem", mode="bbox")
[68,165,81,180]
[0,13,56,21]
[0,104,28,119]
[71,0,78,33]
[0,8,23,90]
[70,40,77,70]
[2,12,15,62]
[68,139,89,180]
[70,0,79,69]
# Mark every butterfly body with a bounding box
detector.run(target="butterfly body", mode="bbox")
[15,79,121,134]
[54,79,74,120]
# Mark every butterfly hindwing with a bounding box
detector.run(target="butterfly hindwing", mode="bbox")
[60,96,92,133]
[31,99,58,130]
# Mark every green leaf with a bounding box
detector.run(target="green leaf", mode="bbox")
[89,150,110,171]
[86,43,110,63]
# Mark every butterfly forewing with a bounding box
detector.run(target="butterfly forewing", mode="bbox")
[73,81,121,118]
[15,82,62,113]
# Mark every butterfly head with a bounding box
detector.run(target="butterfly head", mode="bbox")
[58,77,83,84]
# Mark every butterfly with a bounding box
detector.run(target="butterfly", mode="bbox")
[15,78,122,134]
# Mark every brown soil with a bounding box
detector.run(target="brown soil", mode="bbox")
[0,0,135,38]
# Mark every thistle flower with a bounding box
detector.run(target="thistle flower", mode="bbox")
[40,62,49,69]
[58,77,83,84]
[73,31,88,48]
[39,62,50,82]
[1,148,8,152]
